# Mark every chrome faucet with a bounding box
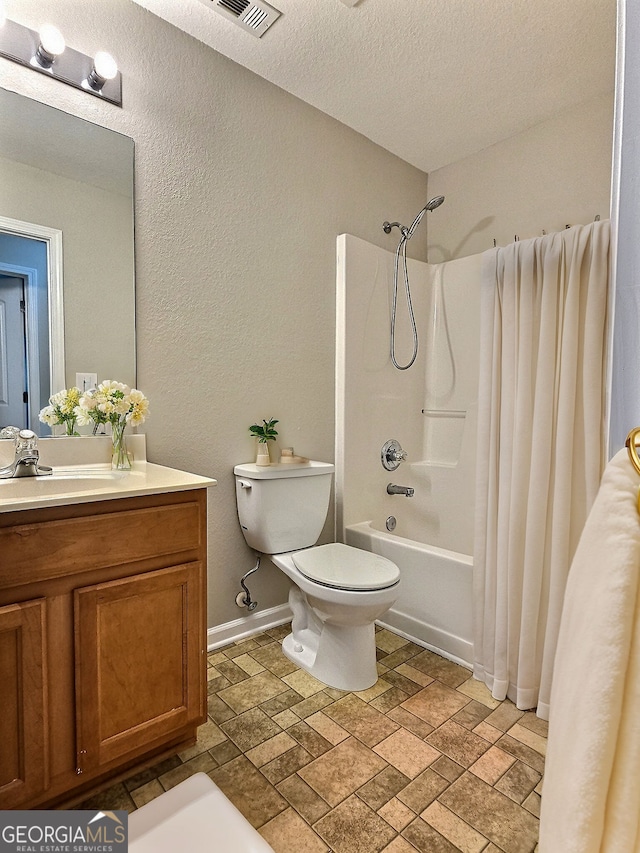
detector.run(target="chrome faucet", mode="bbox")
[0,429,53,479]
[387,483,414,497]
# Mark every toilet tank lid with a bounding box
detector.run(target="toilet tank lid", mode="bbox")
[234,460,335,479]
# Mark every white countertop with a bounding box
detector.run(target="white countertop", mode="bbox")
[0,435,216,513]
[0,462,216,513]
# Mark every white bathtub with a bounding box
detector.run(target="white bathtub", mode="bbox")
[345,521,473,667]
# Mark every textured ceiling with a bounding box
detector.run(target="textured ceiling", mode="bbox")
[131,0,616,174]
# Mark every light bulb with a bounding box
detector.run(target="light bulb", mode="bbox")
[39,24,65,56]
[35,23,65,68]
[87,50,118,91]
[93,51,118,81]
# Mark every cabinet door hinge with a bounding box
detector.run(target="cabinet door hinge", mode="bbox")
[76,748,87,775]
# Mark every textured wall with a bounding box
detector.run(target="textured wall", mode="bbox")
[2,0,429,629]
[427,93,614,261]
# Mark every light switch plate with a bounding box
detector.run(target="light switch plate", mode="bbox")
[76,373,98,392]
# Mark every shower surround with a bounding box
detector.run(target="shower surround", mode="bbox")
[336,234,482,666]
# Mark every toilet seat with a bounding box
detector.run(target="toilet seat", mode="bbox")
[291,542,400,591]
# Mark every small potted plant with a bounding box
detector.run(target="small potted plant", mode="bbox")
[249,418,278,466]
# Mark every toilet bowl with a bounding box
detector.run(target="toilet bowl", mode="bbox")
[273,543,399,691]
[128,772,275,853]
[234,461,401,691]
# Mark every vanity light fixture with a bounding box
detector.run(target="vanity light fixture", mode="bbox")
[0,17,122,106]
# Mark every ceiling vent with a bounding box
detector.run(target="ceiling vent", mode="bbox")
[205,0,282,38]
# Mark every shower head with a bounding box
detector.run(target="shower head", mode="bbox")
[406,195,445,238]
[426,195,445,211]
[382,196,445,239]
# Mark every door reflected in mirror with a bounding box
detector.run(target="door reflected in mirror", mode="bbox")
[0,87,135,434]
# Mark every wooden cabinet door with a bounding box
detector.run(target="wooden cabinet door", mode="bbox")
[0,599,48,807]
[74,562,205,774]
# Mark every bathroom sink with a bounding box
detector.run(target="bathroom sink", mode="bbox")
[0,467,146,499]
[0,466,136,481]
[2,471,123,487]
[0,478,113,495]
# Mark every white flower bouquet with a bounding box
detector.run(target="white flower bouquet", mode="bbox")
[75,380,149,430]
[75,380,149,469]
[39,387,82,435]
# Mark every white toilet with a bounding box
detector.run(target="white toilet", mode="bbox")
[234,460,400,691]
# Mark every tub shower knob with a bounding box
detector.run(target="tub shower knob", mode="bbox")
[381,439,408,471]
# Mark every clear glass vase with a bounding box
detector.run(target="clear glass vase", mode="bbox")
[256,442,271,466]
[111,420,132,470]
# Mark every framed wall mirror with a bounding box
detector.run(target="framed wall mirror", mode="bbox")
[0,86,135,433]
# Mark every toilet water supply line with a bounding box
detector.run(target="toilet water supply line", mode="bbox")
[236,554,260,611]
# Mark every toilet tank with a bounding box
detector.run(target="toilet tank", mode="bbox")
[234,461,334,554]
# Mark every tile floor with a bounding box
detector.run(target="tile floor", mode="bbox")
[77,624,547,853]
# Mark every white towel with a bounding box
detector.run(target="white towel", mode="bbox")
[539,448,640,852]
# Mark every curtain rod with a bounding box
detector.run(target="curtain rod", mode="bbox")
[492,214,602,248]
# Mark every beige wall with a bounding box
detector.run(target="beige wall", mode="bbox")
[1,0,429,630]
[427,93,614,261]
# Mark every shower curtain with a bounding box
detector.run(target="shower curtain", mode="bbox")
[473,220,610,720]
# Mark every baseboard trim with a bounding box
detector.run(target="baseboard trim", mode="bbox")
[207,604,293,650]
[206,603,472,670]
[377,611,473,670]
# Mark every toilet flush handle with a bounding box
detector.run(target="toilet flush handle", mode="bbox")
[238,479,252,489]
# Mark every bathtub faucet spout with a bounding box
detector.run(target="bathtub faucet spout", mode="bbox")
[387,483,414,497]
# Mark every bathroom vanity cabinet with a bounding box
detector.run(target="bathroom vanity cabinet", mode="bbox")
[0,488,208,809]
